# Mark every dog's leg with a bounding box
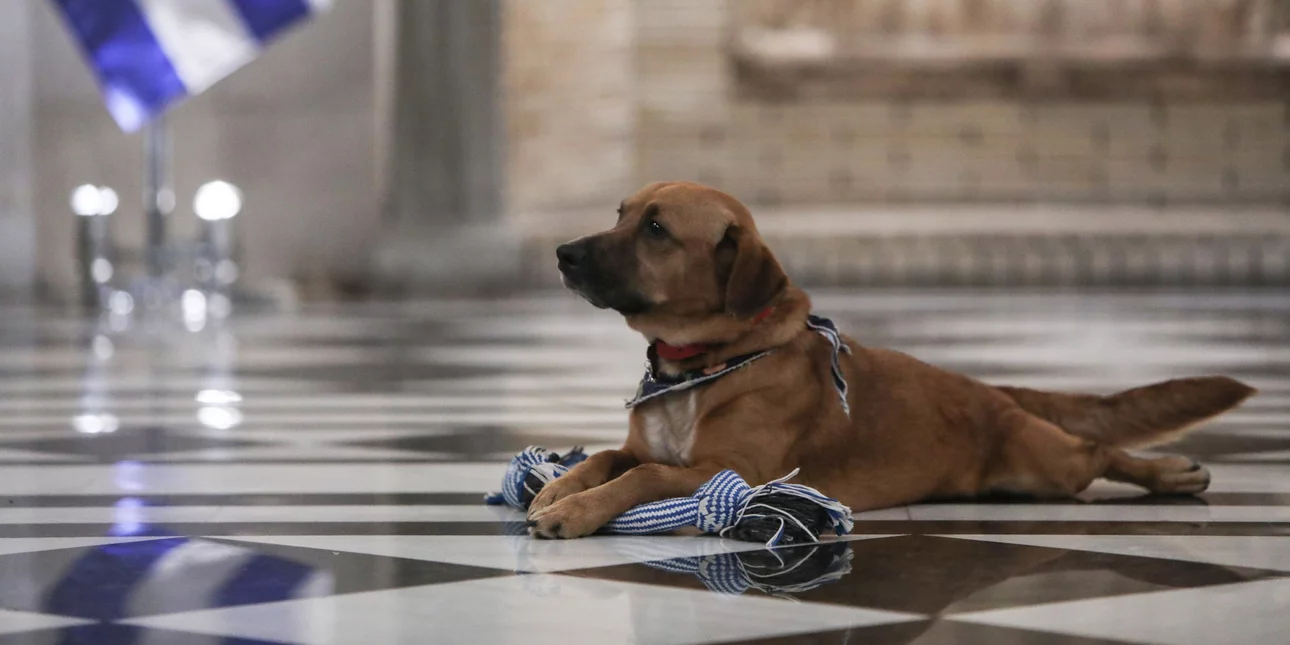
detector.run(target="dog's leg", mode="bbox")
[984,408,1209,498]
[528,449,639,515]
[1102,450,1211,495]
[528,462,723,539]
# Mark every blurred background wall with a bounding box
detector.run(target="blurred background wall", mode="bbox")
[1,0,1288,300]
[645,0,1288,205]
[510,0,1290,287]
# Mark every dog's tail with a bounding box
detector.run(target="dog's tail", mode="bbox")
[997,376,1256,449]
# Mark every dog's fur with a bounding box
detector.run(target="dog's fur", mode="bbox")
[530,181,1256,539]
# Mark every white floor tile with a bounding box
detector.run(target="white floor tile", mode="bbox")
[0,448,93,462]
[0,410,629,427]
[0,506,221,525]
[0,505,519,525]
[125,574,921,645]
[0,608,91,636]
[1205,464,1290,493]
[145,444,445,463]
[901,341,1290,370]
[0,394,626,413]
[1222,450,1290,462]
[227,535,776,573]
[207,505,521,523]
[0,466,102,495]
[907,504,1290,522]
[952,578,1290,645]
[0,463,505,495]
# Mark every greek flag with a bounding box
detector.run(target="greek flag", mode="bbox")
[51,0,332,132]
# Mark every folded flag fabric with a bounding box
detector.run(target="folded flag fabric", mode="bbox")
[486,446,854,547]
[50,0,331,132]
[644,541,854,597]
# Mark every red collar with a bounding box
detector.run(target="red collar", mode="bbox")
[653,307,775,361]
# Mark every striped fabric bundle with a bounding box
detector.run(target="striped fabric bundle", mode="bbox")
[486,446,854,547]
[51,0,332,131]
[483,446,588,509]
[644,541,855,596]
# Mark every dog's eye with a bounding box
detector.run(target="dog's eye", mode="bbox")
[645,219,668,239]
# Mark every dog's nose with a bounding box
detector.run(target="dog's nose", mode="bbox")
[556,242,587,269]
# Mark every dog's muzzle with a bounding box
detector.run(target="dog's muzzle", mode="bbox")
[556,239,651,314]
[555,241,601,305]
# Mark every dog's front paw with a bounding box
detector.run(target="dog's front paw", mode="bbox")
[528,475,589,515]
[526,493,606,539]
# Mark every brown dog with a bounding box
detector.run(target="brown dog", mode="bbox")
[529,181,1256,539]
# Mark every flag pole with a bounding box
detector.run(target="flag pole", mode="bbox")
[142,114,173,280]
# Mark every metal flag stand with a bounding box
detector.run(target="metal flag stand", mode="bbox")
[143,114,173,281]
[134,114,180,318]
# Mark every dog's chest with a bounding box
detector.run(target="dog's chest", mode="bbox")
[637,392,699,466]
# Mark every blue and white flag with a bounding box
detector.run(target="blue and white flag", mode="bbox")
[51,0,332,132]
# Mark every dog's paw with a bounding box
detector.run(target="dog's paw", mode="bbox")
[1149,456,1211,495]
[526,494,603,539]
[528,476,588,515]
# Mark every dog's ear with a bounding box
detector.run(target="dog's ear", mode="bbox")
[718,225,787,318]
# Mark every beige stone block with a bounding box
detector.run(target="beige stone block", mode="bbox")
[828,167,892,200]
[901,101,1027,139]
[637,44,726,80]
[1030,104,1155,138]
[901,136,1022,163]
[638,140,732,187]
[1062,0,1155,38]
[636,0,727,41]
[778,106,838,142]
[780,149,835,181]
[821,139,890,168]
[818,102,895,137]
[888,160,973,197]
[729,111,798,148]
[1164,104,1233,130]
[1105,158,1164,199]
[638,89,731,125]
[1222,165,1288,196]
[1028,132,1101,160]
[1165,133,1230,157]
[638,110,732,136]
[1103,127,1160,160]
[775,173,835,203]
[1158,159,1227,197]
[1032,158,1104,188]
[1223,107,1288,149]
[1226,146,1287,171]
[971,158,1030,182]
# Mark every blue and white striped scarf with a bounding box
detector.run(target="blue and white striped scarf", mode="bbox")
[627,314,851,416]
[486,447,854,547]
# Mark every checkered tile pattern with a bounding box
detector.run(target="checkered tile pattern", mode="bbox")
[0,291,1287,644]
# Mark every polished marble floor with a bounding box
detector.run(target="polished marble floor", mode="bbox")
[0,290,1288,645]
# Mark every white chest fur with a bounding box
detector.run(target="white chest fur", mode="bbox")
[637,391,698,466]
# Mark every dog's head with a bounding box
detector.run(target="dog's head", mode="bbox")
[556,182,787,328]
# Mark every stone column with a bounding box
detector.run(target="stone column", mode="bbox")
[377,0,514,289]
[0,0,36,297]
